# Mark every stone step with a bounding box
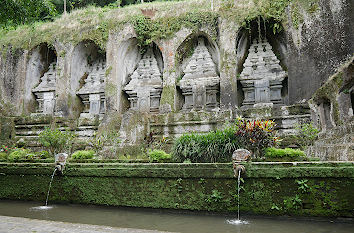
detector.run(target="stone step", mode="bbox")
[15,124,49,129]
[76,126,99,130]
[15,130,43,137]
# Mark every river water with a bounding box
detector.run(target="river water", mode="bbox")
[0,200,352,233]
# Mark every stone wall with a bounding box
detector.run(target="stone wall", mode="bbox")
[0,162,353,217]
[287,0,354,103]
[306,58,354,160]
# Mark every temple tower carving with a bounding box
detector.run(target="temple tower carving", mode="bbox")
[124,48,163,113]
[32,62,57,115]
[77,59,106,118]
[239,38,287,108]
[178,38,220,111]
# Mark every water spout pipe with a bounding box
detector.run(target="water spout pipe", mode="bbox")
[55,153,68,175]
[233,164,246,178]
[232,149,251,178]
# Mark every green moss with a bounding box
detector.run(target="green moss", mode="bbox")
[105,66,112,77]
[290,3,304,29]
[132,10,218,52]
[0,1,218,52]
[160,85,175,111]
[311,71,344,125]
[106,82,117,97]
[0,117,15,144]
[0,0,317,53]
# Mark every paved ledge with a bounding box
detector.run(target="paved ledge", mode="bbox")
[0,215,172,233]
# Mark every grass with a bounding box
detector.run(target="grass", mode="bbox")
[0,0,315,53]
[0,0,214,51]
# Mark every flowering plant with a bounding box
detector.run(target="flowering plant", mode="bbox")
[235,118,279,158]
[0,145,16,153]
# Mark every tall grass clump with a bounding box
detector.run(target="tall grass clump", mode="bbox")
[172,124,241,163]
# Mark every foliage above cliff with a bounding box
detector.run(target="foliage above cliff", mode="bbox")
[0,0,319,52]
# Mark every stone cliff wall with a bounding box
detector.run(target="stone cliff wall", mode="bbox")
[0,0,352,155]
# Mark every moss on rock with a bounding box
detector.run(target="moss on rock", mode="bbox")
[0,162,353,217]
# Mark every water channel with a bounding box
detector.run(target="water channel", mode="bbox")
[0,200,353,233]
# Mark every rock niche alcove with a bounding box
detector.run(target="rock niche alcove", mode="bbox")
[28,43,58,115]
[71,40,106,118]
[236,19,288,108]
[176,35,220,112]
[123,43,164,113]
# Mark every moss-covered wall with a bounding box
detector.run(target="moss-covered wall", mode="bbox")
[0,162,353,217]
[0,117,15,145]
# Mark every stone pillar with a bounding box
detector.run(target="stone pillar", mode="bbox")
[219,19,238,110]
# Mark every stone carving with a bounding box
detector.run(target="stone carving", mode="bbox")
[77,59,106,118]
[232,149,250,178]
[232,149,252,162]
[32,62,57,114]
[124,48,162,113]
[178,37,219,111]
[239,38,287,108]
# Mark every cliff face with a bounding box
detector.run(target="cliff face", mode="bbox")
[0,0,352,116]
[286,0,354,103]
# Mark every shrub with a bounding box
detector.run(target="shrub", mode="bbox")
[7,148,31,161]
[38,127,76,156]
[35,150,50,159]
[235,118,278,158]
[71,150,95,160]
[295,123,320,147]
[172,124,241,163]
[148,149,171,162]
[0,152,7,160]
[265,147,306,160]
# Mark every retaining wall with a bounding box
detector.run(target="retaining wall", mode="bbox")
[0,162,353,217]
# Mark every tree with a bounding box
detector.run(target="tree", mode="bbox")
[0,0,57,28]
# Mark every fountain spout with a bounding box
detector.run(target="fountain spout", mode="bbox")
[55,153,68,175]
[232,149,251,178]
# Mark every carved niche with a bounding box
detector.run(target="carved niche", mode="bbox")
[124,48,163,113]
[178,37,220,111]
[239,38,287,108]
[77,59,106,118]
[32,62,57,114]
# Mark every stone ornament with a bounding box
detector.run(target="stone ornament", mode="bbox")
[232,149,252,162]
[178,37,220,111]
[232,149,250,178]
[32,62,57,115]
[239,39,287,108]
[124,48,163,113]
[77,59,106,118]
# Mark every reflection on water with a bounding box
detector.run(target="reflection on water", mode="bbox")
[0,200,353,233]
[30,206,55,210]
[226,219,249,225]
